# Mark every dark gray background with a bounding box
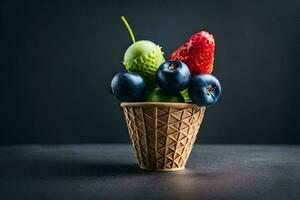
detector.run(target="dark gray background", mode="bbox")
[0,0,299,144]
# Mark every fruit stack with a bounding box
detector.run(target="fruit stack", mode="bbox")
[110,16,222,171]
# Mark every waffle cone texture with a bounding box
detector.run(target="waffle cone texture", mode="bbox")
[121,102,205,171]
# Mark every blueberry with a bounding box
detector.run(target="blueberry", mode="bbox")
[156,61,191,94]
[111,72,146,102]
[188,74,221,106]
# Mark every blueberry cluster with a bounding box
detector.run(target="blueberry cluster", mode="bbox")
[111,60,221,106]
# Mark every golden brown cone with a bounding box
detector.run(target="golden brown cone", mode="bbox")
[121,102,205,171]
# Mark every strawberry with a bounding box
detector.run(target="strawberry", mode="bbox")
[169,31,215,76]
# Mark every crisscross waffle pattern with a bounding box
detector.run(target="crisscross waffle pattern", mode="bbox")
[122,103,205,171]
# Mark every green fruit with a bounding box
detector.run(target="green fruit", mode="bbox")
[144,88,184,103]
[121,16,165,88]
[123,40,165,88]
[180,88,192,103]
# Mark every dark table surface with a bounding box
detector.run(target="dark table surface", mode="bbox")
[0,145,299,200]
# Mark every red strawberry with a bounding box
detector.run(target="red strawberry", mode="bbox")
[169,31,215,76]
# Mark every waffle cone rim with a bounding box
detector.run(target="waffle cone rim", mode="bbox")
[121,102,203,109]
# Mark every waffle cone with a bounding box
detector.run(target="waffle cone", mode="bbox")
[121,102,205,171]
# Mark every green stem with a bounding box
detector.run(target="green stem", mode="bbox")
[121,16,136,43]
